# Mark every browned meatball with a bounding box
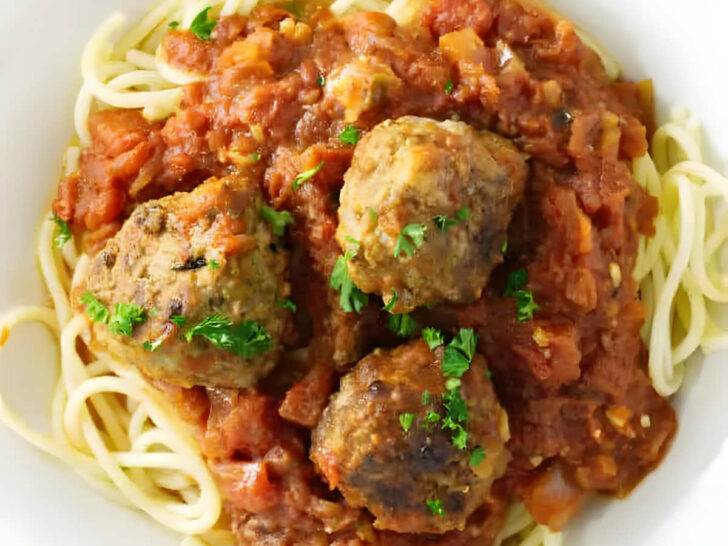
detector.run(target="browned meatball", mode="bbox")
[311,339,510,534]
[76,175,292,389]
[336,116,528,313]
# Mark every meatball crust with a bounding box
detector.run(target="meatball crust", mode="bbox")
[76,175,292,389]
[311,339,510,534]
[336,116,528,313]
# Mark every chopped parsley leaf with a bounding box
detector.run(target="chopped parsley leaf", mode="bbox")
[250,152,262,163]
[394,223,426,258]
[143,339,163,352]
[382,288,398,312]
[109,303,147,337]
[292,161,324,191]
[330,255,369,313]
[422,327,444,350]
[449,424,468,449]
[261,205,294,236]
[369,207,378,225]
[485,368,493,380]
[439,330,477,450]
[442,326,478,378]
[445,79,454,95]
[454,206,470,221]
[168,21,179,29]
[433,214,457,232]
[422,390,431,405]
[316,75,326,87]
[423,410,440,425]
[426,499,445,518]
[442,384,469,450]
[501,237,508,254]
[450,328,477,362]
[339,126,361,146]
[444,377,461,391]
[279,298,297,312]
[50,215,72,249]
[170,315,187,328]
[345,236,361,254]
[388,313,418,338]
[399,413,415,432]
[79,291,109,324]
[470,446,486,467]
[185,314,273,358]
[208,259,220,270]
[190,7,216,41]
[504,268,528,296]
[504,269,539,322]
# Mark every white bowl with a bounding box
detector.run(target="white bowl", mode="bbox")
[0,1,726,544]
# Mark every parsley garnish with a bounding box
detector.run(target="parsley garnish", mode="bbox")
[109,303,147,337]
[50,215,71,249]
[330,255,369,313]
[470,446,486,467]
[394,223,426,258]
[439,328,478,449]
[445,80,454,95]
[388,313,418,338]
[190,7,216,41]
[208,259,220,270]
[185,314,273,358]
[339,126,361,145]
[442,385,468,449]
[382,288,398,312]
[170,315,187,327]
[168,21,179,29]
[426,499,445,518]
[399,413,415,432]
[433,214,457,232]
[423,410,440,425]
[250,152,262,163]
[143,339,163,352]
[504,269,540,322]
[316,75,326,87]
[279,298,297,311]
[369,207,378,225]
[422,327,444,350]
[442,328,477,378]
[292,161,324,191]
[501,237,508,254]
[454,206,470,221]
[261,205,294,236]
[422,390,431,405]
[79,292,109,324]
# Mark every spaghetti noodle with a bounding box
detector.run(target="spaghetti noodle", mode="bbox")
[1,0,727,545]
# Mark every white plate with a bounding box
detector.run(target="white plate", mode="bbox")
[0,1,726,544]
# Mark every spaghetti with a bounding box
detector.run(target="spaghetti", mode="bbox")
[1,0,727,545]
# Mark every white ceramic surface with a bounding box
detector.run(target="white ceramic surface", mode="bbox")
[0,1,726,544]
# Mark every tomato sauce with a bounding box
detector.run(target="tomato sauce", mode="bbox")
[54,0,676,543]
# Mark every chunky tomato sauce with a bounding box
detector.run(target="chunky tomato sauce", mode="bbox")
[54,0,676,543]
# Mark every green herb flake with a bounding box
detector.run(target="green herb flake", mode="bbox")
[208,259,220,270]
[450,425,468,449]
[330,255,369,313]
[504,268,528,297]
[485,368,493,380]
[261,205,294,236]
[79,291,109,324]
[394,223,427,258]
[433,214,457,232]
[470,446,486,467]
[426,499,445,518]
[109,303,147,337]
[292,161,324,191]
[190,7,216,41]
[399,412,415,432]
[422,327,444,350]
[424,410,440,425]
[450,328,477,362]
[339,125,362,146]
[369,207,378,226]
[279,298,297,312]
[382,288,398,312]
[168,21,180,29]
[170,315,187,328]
[143,339,163,352]
[501,237,508,255]
[316,75,326,87]
[388,313,418,338]
[445,79,454,95]
[250,152,262,163]
[454,206,470,221]
[504,269,539,322]
[421,390,431,405]
[50,215,72,249]
[185,314,273,358]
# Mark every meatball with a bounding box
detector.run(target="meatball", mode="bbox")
[336,116,528,312]
[76,175,292,389]
[311,339,510,534]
